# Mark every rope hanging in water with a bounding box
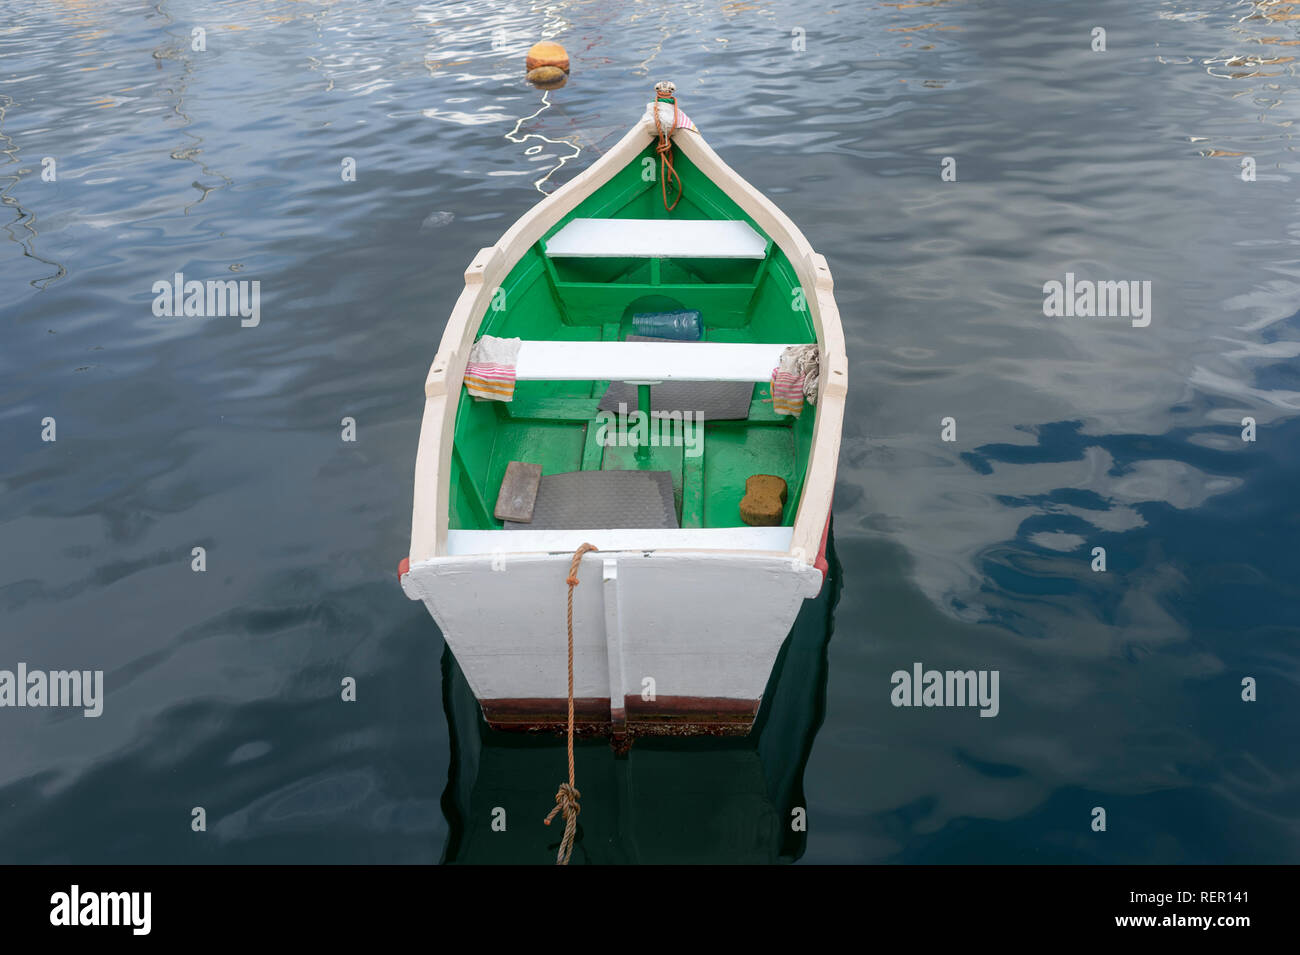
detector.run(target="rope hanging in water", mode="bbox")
[652,81,684,212]
[543,541,598,865]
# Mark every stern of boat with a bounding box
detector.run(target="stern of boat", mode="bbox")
[401,532,827,737]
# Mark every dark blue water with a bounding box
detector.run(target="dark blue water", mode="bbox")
[2,0,1297,863]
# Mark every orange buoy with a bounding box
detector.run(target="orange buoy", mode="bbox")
[526,65,567,90]
[526,40,569,74]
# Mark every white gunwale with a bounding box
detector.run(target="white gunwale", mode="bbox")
[409,104,848,565]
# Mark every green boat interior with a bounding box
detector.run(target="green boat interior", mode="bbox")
[449,142,819,531]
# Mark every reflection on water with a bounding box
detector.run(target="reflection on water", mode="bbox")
[150,3,233,213]
[1,0,1298,863]
[0,93,67,288]
[499,90,582,194]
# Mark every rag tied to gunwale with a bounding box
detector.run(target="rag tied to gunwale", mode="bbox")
[543,541,599,865]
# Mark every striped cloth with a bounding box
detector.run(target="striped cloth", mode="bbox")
[770,369,806,417]
[770,344,820,417]
[652,100,697,133]
[464,335,521,401]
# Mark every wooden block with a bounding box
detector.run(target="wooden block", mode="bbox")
[739,474,787,527]
[494,461,542,523]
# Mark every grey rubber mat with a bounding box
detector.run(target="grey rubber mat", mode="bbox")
[503,470,679,530]
[598,335,755,420]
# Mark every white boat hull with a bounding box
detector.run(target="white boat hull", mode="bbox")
[402,101,847,737]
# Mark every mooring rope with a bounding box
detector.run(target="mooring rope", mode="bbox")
[543,541,599,865]
[652,83,684,212]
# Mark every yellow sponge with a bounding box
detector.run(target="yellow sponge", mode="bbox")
[740,474,788,526]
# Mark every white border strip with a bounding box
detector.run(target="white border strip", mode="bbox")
[445,526,794,556]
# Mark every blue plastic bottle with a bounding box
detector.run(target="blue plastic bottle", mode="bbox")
[631,310,702,341]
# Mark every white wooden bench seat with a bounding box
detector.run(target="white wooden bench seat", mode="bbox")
[543,218,767,259]
[513,340,793,382]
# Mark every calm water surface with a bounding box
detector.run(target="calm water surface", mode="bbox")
[2,0,1298,863]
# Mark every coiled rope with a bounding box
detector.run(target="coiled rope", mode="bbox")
[543,541,598,865]
[652,82,684,212]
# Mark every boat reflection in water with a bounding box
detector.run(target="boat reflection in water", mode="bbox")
[439,531,842,864]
